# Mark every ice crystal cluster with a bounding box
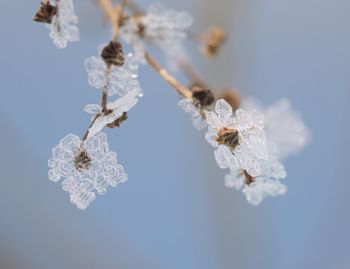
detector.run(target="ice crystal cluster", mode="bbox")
[48,133,127,210]
[84,89,140,138]
[178,99,207,130]
[45,0,79,49]
[121,3,193,60]
[205,99,309,205]
[85,48,142,97]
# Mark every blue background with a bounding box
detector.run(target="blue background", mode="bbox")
[0,0,349,268]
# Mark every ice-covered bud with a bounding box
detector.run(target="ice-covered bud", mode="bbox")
[192,87,215,107]
[206,99,268,177]
[84,89,140,138]
[101,41,125,66]
[33,1,57,24]
[40,0,80,49]
[85,47,142,97]
[48,132,127,210]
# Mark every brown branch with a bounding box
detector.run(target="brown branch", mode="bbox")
[101,65,112,113]
[144,52,192,99]
[83,113,102,141]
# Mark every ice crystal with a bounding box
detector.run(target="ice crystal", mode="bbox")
[221,142,287,205]
[205,99,268,177]
[178,99,207,130]
[120,3,193,58]
[242,99,311,160]
[48,133,127,209]
[85,49,142,97]
[84,89,140,138]
[45,0,79,49]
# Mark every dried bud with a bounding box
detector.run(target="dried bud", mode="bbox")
[107,112,128,128]
[192,87,215,107]
[201,27,227,58]
[215,127,239,149]
[241,170,255,185]
[33,1,57,24]
[74,150,92,171]
[218,89,240,111]
[101,41,125,66]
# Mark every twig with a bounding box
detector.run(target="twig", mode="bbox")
[144,52,192,99]
[101,65,112,113]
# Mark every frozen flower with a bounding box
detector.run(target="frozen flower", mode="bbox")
[179,88,214,130]
[120,3,193,59]
[205,99,268,177]
[242,99,311,160]
[85,47,142,97]
[43,0,80,49]
[48,132,127,210]
[83,89,140,138]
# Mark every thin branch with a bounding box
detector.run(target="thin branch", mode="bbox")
[101,65,112,113]
[83,113,102,141]
[144,52,192,99]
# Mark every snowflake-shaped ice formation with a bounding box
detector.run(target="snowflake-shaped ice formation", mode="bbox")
[178,99,207,130]
[85,49,142,97]
[83,89,140,138]
[48,132,127,210]
[120,3,193,59]
[216,142,287,205]
[45,0,79,49]
[205,99,268,177]
[242,99,311,160]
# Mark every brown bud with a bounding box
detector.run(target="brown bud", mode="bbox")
[215,127,239,149]
[101,41,125,66]
[74,150,92,171]
[201,27,227,58]
[192,87,215,107]
[241,170,255,185]
[218,89,240,111]
[107,112,128,128]
[33,1,57,24]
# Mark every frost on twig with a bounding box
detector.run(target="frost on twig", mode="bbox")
[85,45,142,96]
[120,3,193,61]
[178,87,215,130]
[34,0,80,49]
[83,89,141,139]
[48,133,127,209]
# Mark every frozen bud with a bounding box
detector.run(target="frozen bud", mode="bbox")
[74,150,91,171]
[107,112,128,128]
[42,0,80,49]
[85,48,142,97]
[192,87,215,107]
[101,41,125,66]
[33,1,57,24]
[201,27,227,58]
[240,170,254,185]
[48,132,128,210]
[215,127,239,149]
[218,89,240,111]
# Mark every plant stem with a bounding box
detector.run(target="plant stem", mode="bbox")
[144,52,192,99]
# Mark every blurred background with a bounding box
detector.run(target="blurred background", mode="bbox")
[0,0,349,268]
